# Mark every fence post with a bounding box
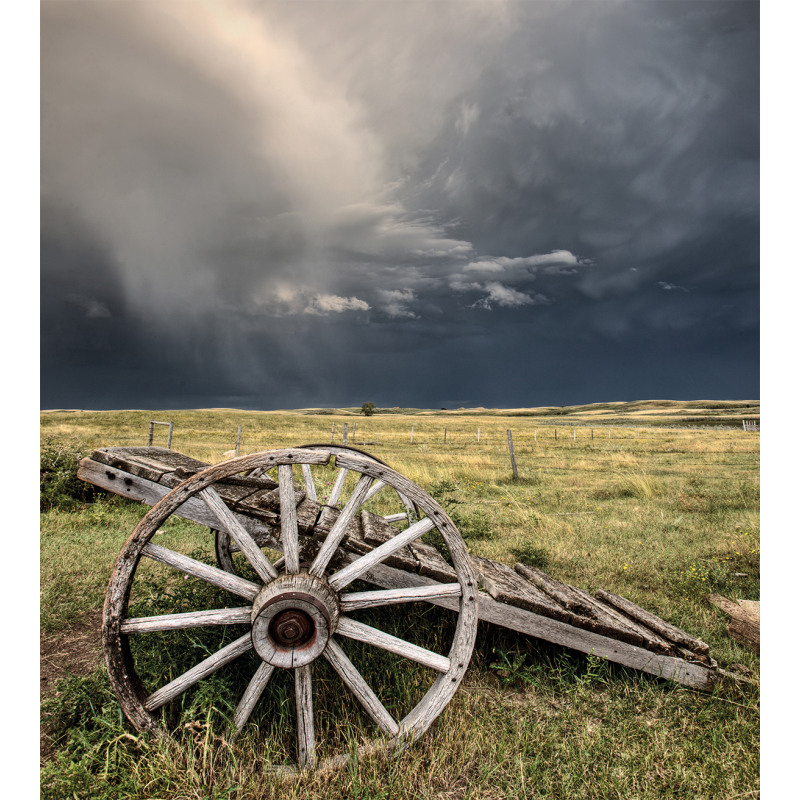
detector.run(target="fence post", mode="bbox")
[330,422,335,444]
[444,427,447,443]
[534,430,537,443]
[591,429,594,440]
[555,428,558,441]
[411,425,414,444]
[342,423,349,445]
[352,422,356,444]
[573,428,576,441]
[235,425,242,456]
[167,422,174,449]
[148,421,155,447]
[477,427,480,443]
[507,429,519,480]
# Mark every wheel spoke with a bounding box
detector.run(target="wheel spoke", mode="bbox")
[233,662,276,735]
[301,463,317,502]
[381,512,408,523]
[278,465,300,573]
[323,639,399,737]
[200,487,278,583]
[336,616,450,673]
[339,584,462,612]
[121,607,252,633]
[361,479,387,504]
[144,632,253,711]
[294,664,316,769]
[309,473,374,578]
[326,467,350,507]
[327,517,436,591]
[142,543,260,600]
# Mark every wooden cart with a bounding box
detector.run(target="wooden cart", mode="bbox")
[79,445,719,773]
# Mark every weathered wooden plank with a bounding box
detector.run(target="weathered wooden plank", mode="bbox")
[360,511,420,570]
[471,556,575,623]
[336,616,451,674]
[514,562,598,616]
[279,465,301,573]
[597,589,711,656]
[323,638,399,737]
[567,586,676,653]
[409,541,458,583]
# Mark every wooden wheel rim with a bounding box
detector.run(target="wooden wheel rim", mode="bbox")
[102,448,478,772]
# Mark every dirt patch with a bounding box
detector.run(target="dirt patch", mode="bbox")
[40,609,104,761]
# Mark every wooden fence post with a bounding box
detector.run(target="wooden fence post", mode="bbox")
[555,428,558,441]
[148,421,155,447]
[507,430,519,480]
[235,425,242,456]
[330,422,335,444]
[444,427,447,443]
[477,427,480,443]
[411,425,414,444]
[534,430,537,443]
[573,428,576,441]
[342,423,348,445]
[352,422,356,444]
[167,422,174,449]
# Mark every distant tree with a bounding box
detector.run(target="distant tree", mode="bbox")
[361,402,376,416]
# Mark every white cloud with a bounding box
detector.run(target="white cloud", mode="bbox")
[377,288,417,318]
[455,102,479,137]
[464,250,581,274]
[304,293,370,315]
[658,281,689,293]
[471,282,550,310]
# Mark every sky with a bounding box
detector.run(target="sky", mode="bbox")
[40,0,759,410]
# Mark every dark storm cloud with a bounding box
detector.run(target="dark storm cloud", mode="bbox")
[41,0,758,409]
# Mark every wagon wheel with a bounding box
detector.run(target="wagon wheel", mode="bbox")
[103,448,478,773]
[214,444,419,575]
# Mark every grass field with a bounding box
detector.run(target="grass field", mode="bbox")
[40,403,759,799]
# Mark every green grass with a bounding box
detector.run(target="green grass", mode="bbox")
[40,408,759,799]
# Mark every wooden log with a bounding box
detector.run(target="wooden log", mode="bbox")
[596,589,711,656]
[708,594,760,653]
[514,563,598,616]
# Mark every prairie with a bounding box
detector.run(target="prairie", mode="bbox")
[40,403,759,799]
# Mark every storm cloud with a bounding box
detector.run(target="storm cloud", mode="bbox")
[41,0,758,409]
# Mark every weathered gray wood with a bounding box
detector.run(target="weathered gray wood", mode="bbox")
[327,467,350,507]
[278,465,300,573]
[597,589,711,656]
[507,429,518,479]
[142,543,260,601]
[362,479,387,503]
[294,663,316,769]
[472,556,574,622]
[121,607,252,633]
[340,584,462,612]
[514,563,598,616]
[382,512,408,523]
[409,541,458,583]
[145,632,253,711]
[328,517,436,591]
[708,594,759,653]
[301,463,318,502]
[309,473,374,577]
[323,638,399,736]
[234,662,276,734]
[200,487,279,583]
[336,616,451,673]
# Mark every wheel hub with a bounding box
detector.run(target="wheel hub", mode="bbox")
[250,574,339,669]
